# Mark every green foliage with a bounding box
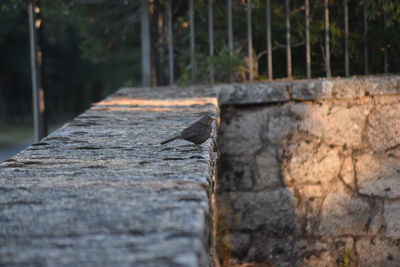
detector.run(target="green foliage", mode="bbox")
[342,248,353,267]
[208,46,246,82]
[2,0,400,121]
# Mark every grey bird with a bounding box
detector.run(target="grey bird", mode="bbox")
[161,115,213,150]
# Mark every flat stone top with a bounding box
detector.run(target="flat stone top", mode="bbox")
[0,87,219,266]
[215,75,400,104]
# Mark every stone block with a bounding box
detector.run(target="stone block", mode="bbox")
[367,103,400,152]
[255,146,282,189]
[363,75,400,96]
[384,201,400,239]
[267,112,296,145]
[218,107,271,156]
[340,156,356,190]
[295,103,369,148]
[318,183,372,235]
[217,155,260,192]
[283,133,341,185]
[217,189,297,236]
[221,82,290,104]
[356,149,400,198]
[291,80,330,100]
[356,237,400,267]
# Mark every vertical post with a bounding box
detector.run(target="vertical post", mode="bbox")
[28,0,47,142]
[228,0,234,82]
[141,0,151,86]
[305,0,311,79]
[363,2,369,74]
[167,0,174,84]
[247,0,254,81]
[156,0,164,85]
[285,0,292,79]
[324,0,331,77]
[344,0,349,77]
[208,0,214,84]
[383,9,388,73]
[189,0,196,83]
[266,0,273,80]
[228,0,233,54]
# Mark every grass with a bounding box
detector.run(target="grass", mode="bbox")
[0,122,65,148]
[0,124,34,148]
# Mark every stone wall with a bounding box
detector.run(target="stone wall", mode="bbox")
[0,86,219,266]
[2,75,400,267]
[216,76,400,266]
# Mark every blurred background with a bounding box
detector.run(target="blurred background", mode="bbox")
[1,0,400,161]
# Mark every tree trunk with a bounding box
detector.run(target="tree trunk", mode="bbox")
[344,0,349,77]
[208,0,214,84]
[266,0,273,80]
[324,0,331,77]
[228,0,234,82]
[285,0,292,79]
[29,0,47,141]
[166,0,174,85]
[189,0,196,83]
[363,2,369,74]
[247,0,254,81]
[141,0,152,86]
[305,0,311,79]
[383,9,388,73]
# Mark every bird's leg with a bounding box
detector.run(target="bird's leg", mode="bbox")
[195,145,200,152]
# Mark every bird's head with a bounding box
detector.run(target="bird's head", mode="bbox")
[200,115,213,125]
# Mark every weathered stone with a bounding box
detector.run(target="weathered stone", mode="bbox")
[367,103,400,152]
[219,233,250,259]
[362,75,400,96]
[284,133,341,185]
[241,236,354,266]
[384,201,400,239]
[356,149,400,198]
[328,78,366,98]
[291,79,330,100]
[218,107,271,156]
[267,110,296,145]
[0,87,219,266]
[217,156,259,192]
[295,103,369,147]
[318,183,372,235]
[221,82,290,105]
[356,237,400,267]
[255,146,282,189]
[340,156,356,190]
[217,189,297,236]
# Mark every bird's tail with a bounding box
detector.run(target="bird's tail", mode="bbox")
[160,135,180,145]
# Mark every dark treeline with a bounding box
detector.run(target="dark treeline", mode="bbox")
[1,0,400,122]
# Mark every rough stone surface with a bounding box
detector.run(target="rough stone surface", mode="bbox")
[356,237,400,267]
[318,183,372,236]
[356,149,400,198]
[295,103,370,148]
[3,75,400,266]
[0,87,219,266]
[219,82,290,104]
[367,103,400,152]
[384,201,400,239]
[283,132,342,185]
[216,75,400,105]
[217,76,400,266]
[217,189,296,235]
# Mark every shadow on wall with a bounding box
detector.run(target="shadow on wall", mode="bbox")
[216,96,400,266]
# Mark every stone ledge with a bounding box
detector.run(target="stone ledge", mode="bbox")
[215,75,400,104]
[0,87,219,266]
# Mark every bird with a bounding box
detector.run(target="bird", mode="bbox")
[160,115,213,150]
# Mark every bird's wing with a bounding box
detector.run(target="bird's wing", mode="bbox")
[180,121,203,139]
